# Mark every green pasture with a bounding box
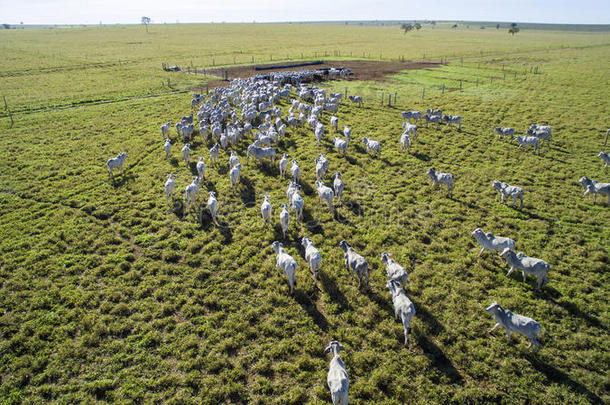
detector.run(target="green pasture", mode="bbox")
[1,23,609,111]
[0,24,608,404]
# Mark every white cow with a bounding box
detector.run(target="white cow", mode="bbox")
[261,195,272,227]
[426,168,454,197]
[492,180,524,209]
[271,241,297,295]
[324,341,349,405]
[486,301,541,352]
[164,174,175,202]
[184,177,200,213]
[301,237,321,279]
[182,144,191,165]
[163,139,172,158]
[106,152,127,177]
[196,157,206,180]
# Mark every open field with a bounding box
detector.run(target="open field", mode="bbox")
[0,24,609,404]
[1,23,609,111]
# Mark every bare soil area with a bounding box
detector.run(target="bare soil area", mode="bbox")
[200,60,441,87]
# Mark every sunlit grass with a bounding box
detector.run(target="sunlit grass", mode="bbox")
[0,27,608,404]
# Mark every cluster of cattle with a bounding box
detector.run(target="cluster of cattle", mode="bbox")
[254,67,352,85]
[104,68,608,404]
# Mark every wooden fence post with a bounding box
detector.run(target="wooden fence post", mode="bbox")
[422,88,425,100]
[459,80,462,90]
[476,78,479,87]
[381,93,384,106]
[394,92,397,105]
[3,96,13,128]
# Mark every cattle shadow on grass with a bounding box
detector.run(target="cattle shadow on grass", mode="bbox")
[257,161,277,177]
[518,208,549,221]
[334,210,354,227]
[380,157,393,166]
[414,332,464,385]
[410,296,446,336]
[216,220,233,244]
[239,176,256,204]
[293,289,329,333]
[366,287,393,315]
[279,138,296,149]
[344,155,359,165]
[216,163,229,176]
[413,152,430,161]
[111,172,135,188]
[344,199,365,217]
[171,198,184,219]
[188,161,199,177]
[169,157,180,167]
[302,207,324,235]
[459,129,477,136]
[547,296,605,331]
[525,356,603,404]
[319,272,351,313]
[551,145,569,154]
[353,144,366,154]
[299,181,315,197]
[202,180,217,195]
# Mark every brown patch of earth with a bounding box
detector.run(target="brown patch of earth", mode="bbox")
[195,60,441,88]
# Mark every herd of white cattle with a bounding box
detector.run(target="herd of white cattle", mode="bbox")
[105,72,608,404]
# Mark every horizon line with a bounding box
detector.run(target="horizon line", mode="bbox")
[4,19,610,27]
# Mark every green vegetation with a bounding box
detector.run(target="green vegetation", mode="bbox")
[1,23,609,111]
[0,24,609,404]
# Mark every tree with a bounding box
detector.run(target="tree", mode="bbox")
[2,24,10,29]
[508,27,520,35]
[400,23,414,34]
[511,23,518,28]
[414,23,422,30]
[141,16,151,33]
[496,23,500,29]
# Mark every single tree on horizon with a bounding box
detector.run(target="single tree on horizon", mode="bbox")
[141,16,151,33]
[401,23,414,34]
[508,24,520,35]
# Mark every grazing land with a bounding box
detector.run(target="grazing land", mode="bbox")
[0,23,609,404]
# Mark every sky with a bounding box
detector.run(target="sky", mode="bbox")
[1,0,609,25]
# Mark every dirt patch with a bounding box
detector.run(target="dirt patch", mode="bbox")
[198,60,441,88]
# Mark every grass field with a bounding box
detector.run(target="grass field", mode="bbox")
[0,23,609,404]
